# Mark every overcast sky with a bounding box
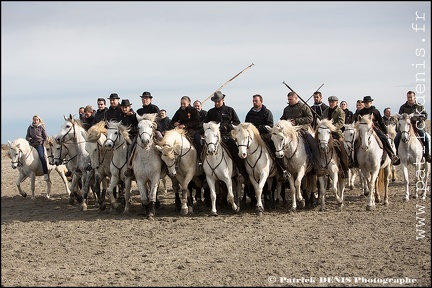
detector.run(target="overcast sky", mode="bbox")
[2,1,430,143]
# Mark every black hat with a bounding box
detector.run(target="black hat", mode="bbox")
[141,91,153,98]
[120,99,132,107]
[107,93,120,100]
[362,96,374,103]
[328,96,339,102]
[211,91,225,102]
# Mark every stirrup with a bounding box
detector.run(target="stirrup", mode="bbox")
[283,170,291,180]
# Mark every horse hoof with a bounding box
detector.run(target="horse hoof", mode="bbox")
[298,200,306,209]
[403,197,409,202]
[234,206,240,214]
[349,185,354,190]
[319,206,326,212]
[188,206,194,214]
[209,211,218,217]
[68,197,75,205]
[256,210,263,216]
[20,192,27,198]
[180,208,188,216]
[98,203,106,210]
[81,203,88,211]
[147,215,155,221]
[366,205,375,211]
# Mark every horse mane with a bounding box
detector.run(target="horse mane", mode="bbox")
[107,120,131,143]
[159,127,186,146]
[46,135,55,145]
[318,119,337,132]
[138,113,159,130]
[238,123,266,148]
[206,121,222,137]
[275,120,299,140]
[87,121,107,142]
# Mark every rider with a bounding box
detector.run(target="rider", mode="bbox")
[311,91,329,129]
[321,96,350,178]
[245,94,290,180]
[356,96,400,165]
[280,91,325,176]
[26,115,50,181]
[203,91,249,184]
[124,91,162,177]
[170,95,203,167]
[394,90,430,163]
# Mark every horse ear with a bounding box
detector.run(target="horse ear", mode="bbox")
[7,140,12,146]
[265,125,272,132]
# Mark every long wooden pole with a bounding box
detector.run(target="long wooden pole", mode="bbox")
[202,63,255,104]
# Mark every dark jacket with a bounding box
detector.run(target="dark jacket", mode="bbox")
[311,102,329,118]
[398,101,428,129]
[159,117,171,134]
[343,108,354,124]
[170,105,200,136]
[26,123,48,147]
[245,104,274,135]
[204,103,240,136]
[137,104,161,131]
[322,106,345,139]
[280,102,313,126]
[120,108,139,138]
[92,107,108,126]
[82,115,95,131]
[356,105,388,134]
[105,105,123,123]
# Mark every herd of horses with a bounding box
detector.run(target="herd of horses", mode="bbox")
[7,112,431,218]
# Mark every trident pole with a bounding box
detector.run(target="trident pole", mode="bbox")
[202,63,255,104]
[282,81,321,120]
[305,83,325,103]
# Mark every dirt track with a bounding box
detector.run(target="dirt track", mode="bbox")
[1,143,431,287]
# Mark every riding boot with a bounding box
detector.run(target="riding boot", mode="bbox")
[124,137,137,177]
[275,157,291,181]
[335,139,349,178]
[304,133,326,176]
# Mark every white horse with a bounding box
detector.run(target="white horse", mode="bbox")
[103,120,133,213]
[155,127,198,216]
[315,119,346,211]
[343,123,367,194]
[55,114,95,210]
[355,115,391,210]
[232,122,280,215]
[202,121,241,216]
[81,121,112,210]
[128,113,164,219]
[268,120,316,212]
[46,135,83,204]
[385,121,398,182]
[396,113,430,200]
[7,138,71,199]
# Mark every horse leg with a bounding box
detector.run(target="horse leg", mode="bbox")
[180,188,189,216]
[16,172,28,198]
[207,177,218,216]
[402,163,410,201]
[366,171,378,211]
[46,176,52,199]
[30,174,36,199]
[383,166,390,205]
[57,167,72,196]
[226,178,240,214]
[317,176,326,211]
[337,175,345,211]
[288,176,297,212]
[294,173,305,209]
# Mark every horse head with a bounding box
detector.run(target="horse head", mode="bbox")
[343,123,357,154]
[356,114,374,151]
[316,119,336,152]
[104,120,130,150]
[136,113,158,149]
[396,113,414,144]
[269,120,296,159]
[203,121,221,155]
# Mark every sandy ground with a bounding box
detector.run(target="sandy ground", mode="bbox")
[1,137,431,287]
